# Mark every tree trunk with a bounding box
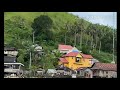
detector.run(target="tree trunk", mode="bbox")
[99,41,101,53]
[79,35,80,46]
[90,35,93,53]
[80,29,82,49]
[74,29,76,46]
[85,35,88,46]
[95,36,98,50]
[65,33,66,44]
[77,34,80,46]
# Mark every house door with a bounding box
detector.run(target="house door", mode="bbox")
[88,74,91,78]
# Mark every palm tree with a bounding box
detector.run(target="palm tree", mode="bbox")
[74,26,77,47]
[64,21,73,45]
[87,24,94,53]
[85,29,90,46]
[77,19,85,49]
[93,24,101,50]
[73,21,78,47]
[98,29,103,53]
[98,26,108,53]
[92,25,98,52]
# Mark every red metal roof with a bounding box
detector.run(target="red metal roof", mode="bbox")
[59,58,68,63]
[58,44,73,50]
[64,52,79,57]
[80,53,93,59]
[91,62,117,71]
[63,52,93,58]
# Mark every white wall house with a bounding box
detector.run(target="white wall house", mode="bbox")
[4,51,18,56]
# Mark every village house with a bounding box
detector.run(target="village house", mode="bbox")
[46,69,57,77]
[58,44,82,54]
[32,44,44,57]
[56,66,75,76]
[76,68,87,78]
[33,44,43,52]
[4,46,18,56]
[4,63,24,77]
[4,46,24,78]
[58,51,93,70]
[58,44,73,54]
[4,46,18,64]
[83,62,117,78]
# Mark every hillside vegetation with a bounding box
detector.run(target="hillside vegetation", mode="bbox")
[4,12,117,69]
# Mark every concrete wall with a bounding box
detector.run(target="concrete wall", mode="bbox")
[94,70,117,78]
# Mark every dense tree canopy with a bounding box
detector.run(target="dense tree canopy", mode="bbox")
[31,15,53,42]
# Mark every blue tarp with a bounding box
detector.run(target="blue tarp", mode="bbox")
[72,50,79,52]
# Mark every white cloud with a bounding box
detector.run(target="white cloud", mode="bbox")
[69,12,117,29]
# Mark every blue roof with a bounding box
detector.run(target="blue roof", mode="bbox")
[72,50,79,52]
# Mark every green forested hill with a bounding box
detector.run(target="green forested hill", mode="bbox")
[4,12,117,69]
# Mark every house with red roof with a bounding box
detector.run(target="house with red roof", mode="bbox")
[82,62,117,78]
[58,44,73,54]
[58,51,94,70]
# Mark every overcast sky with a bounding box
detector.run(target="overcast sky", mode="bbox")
[69,12,117,29]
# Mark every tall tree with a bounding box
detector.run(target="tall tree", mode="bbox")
[64,21,70,44]
[73,21,78,47]
[31,15,53,42]
[87,24,94,52]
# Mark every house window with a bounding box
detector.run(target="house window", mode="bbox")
[106,71,109,77]
[106,71,108,74]
[76,57,80,62]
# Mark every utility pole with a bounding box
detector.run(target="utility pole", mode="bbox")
[113,12,115,63]
[113,29,115,63]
